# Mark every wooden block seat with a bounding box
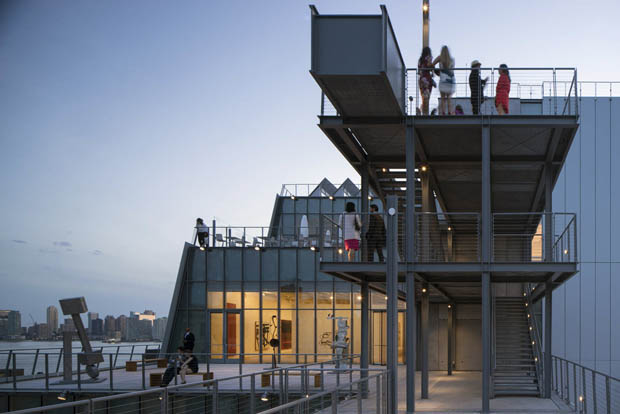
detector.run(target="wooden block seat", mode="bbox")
[261,372,322,387]
[149,371,213,387]
[126,358,168,371]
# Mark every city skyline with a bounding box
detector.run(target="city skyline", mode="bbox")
[2,0,619,326]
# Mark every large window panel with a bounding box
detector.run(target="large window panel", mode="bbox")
[295,198,307,213]
[261,284,278,308]
[308,198,320,214]
[244,282,260,309]
[189,282,206,307]
[280,283,296,308]
[207,250,224,281]
[225,249,242,280]
[298,310,315,358]
[188,311,206,357]
[316,311,333,361]
[190,250,206,280]
[244,250,260,281]
[225,282,241,309]
[316,282,333,309]
[261,250,278,280]
[279,250,296,281]
[298,249,315,281]
[168,311,187,354]
[282,198,294,214]
[262,310,279,353]
[207,282,223,309]
[298,282,315,308]
[334,283,351,309]
[243,309,261,362]
[279,309,296,363]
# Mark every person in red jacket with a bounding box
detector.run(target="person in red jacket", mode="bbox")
[495,64,511,115]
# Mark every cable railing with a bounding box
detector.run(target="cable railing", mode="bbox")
[5,355,388,414]
[404,67,578,116]
[279,183,361,198]
[551,355,620,413]
[525,285,544,397]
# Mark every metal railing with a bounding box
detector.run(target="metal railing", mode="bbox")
[492,213,577,263]
[404,67,578,116]
[6,356,388,414]
[551,355,620,413]
[525,285,544,397]
[0,343,159,382]
[412,212,480,262]
[280,183,361,198]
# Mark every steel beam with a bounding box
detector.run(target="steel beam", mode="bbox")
[421,283,429,399]
[386,195,398,414]
[447,304,454,375]
[405,118,416,414]
[361,281,369,393]
[544,280,552,398]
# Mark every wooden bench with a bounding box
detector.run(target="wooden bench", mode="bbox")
[126,358,167,371]
[261,372,321,387]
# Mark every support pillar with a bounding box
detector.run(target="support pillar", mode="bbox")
[386,195,399,414]
[361,281,369,392]
[544,163,553,398]
[447,305,453,375]
[361,161,370,261]
[481,125,492,413]
[63,331,72,382]
[421,168,432,261]
[405,120,417,414]
[421,283,429,398]
[544,280,552,398]
[544,163,553,262]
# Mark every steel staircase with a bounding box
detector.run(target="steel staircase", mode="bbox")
[493,297,541,396]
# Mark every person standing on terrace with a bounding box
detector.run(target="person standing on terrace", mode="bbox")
[495,64,511,115]
[418,47,435,115]
[469,60,488,115]
[433,46,455,115]
[195,217,209,250]
[339,202,361,262]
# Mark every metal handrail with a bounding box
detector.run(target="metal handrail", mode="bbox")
[525,285,544,397]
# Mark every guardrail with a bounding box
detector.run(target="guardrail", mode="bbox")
[404,67,578,116]
[279,183,361,198]
[525,285,544,397]
[5,356,388,414]
[551,355,620,413]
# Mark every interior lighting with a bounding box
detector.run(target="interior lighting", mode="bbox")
[422,288,427,293]
[310,246,316,251]
[421,165,428,172]
[261,392,269,402]
[329,195,334,200]
[448,304,451,309]
[384,296,388,300]
[382,168,387,173]
[338,248,343,254]
[523,292,526,296]
[368,196,372,200]
[57,391,69,401]
[564,249,568,255]
[532,341,535,345]
[330,296,333,300]
[527,314,530,318]
[579,396,583,402]
[447,226,452,231]
[357,295,362,301]
[525,303,528,307]
[422,3,429,13]
[534,357,538,362]
[529,326,533,331]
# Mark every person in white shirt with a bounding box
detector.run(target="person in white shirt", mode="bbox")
[339,202,361,262]
[195,218,209,250]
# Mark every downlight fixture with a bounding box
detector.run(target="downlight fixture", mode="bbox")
[57,390,70,401]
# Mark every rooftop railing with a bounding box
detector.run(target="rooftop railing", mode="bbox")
[191,212,577,265]
[280,183,361,198]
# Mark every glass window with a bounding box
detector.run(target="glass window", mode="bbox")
[320,198,333,214]
[281,214,295,237]
[298,310,315,359]
[316,311,333,361]
[298,249,315,281]
[209,312,223,359]
[261,250,277,280]
[333,199,345,214]
[280,283,296,308]
[244,250,260,281]
[371,291,387,309]
[295,198,307,213]
[262,310,279,353]
[279,250,296,281]
[189,282,205,307]
[298,282,315,308]
[225,283,242,309]
[244,282,260,309]
[282,198,294,213]
[167,311,187,353]
[188,311,206,356]
[207,282,223,309]
[243,309,261,362]
[207,250,224,280]
[261,290,278,308]
[334,283,351,309]
[308,198,320,213]
[225,250,242,280]
[317,272,333,282]
[279,309,296,362]
[353,310,361,360]
[190,250,206,280]
[353,286,362,309]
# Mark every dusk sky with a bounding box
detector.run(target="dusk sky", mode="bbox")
[1,0,618,325]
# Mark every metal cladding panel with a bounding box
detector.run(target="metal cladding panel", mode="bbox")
[384,16,405,113]
[312,16,383,75]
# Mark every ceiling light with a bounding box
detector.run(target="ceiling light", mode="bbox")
[310,246,316,251]
[291,195,296,200]
[422,3,429,13]
[382,168,387,173]
[199,246,205,251]
[421,165,428,172]
[329,195,334,200]
[57,391,69,401]
[447,226,452,231]
[261,392,269,402]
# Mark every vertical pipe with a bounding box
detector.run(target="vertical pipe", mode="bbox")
[481,124,491,412]
[544,281,552,398]
[386,195,398,414]
[421,283,429,399]
[361,281,369,393]
[447,305,453,375]
[405,119,417,414]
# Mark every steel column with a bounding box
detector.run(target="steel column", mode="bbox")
[361,281,369,393]
[386,195,399,414]
[405,119,417,414]
[545,163,553,262]
[361,160,369,261]
[447,305,453,375]
[481,125,491,413]
[544,280,552,398]
[421,283,429,398]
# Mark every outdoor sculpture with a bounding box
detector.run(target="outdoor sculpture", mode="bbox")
[58,297,104,381]
[327,314,349,368]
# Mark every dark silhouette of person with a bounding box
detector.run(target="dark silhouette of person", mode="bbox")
[365,204,386,262]
[183,327,195,351]
[469,60,488,115]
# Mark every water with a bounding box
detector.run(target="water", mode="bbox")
[0,340,161,375]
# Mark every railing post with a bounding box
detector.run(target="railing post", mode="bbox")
[212,381,218,413]
[114,346,120,368]
[12,353,17,390]
[161,388,168,414]
[141,354,145,390]
[32,349,39,376]
[357,381,362,413]
[605,375,611,414]
[45,353,49,390]
[573,363,577,411]
[582,366,587,413]
[591,371,597,413]
[109,354,114,391]
[250,374,256,414]
[77,360,81,390]
[56,347,62,373]
[5,350,12,374]
[376,375,381,414]
[331,390,338,414]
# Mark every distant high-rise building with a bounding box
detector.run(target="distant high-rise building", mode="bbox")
[91,318,104,336]
[126,316,153,341]
[117,315,128,340]
[37,323,50,339]
[46,306,59,334]
[152,317,168,341]
[104,315,116,336]
[87,312,99,333]
[0,310,22,338]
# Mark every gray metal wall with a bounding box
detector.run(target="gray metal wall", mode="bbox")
[550,96,620,377]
